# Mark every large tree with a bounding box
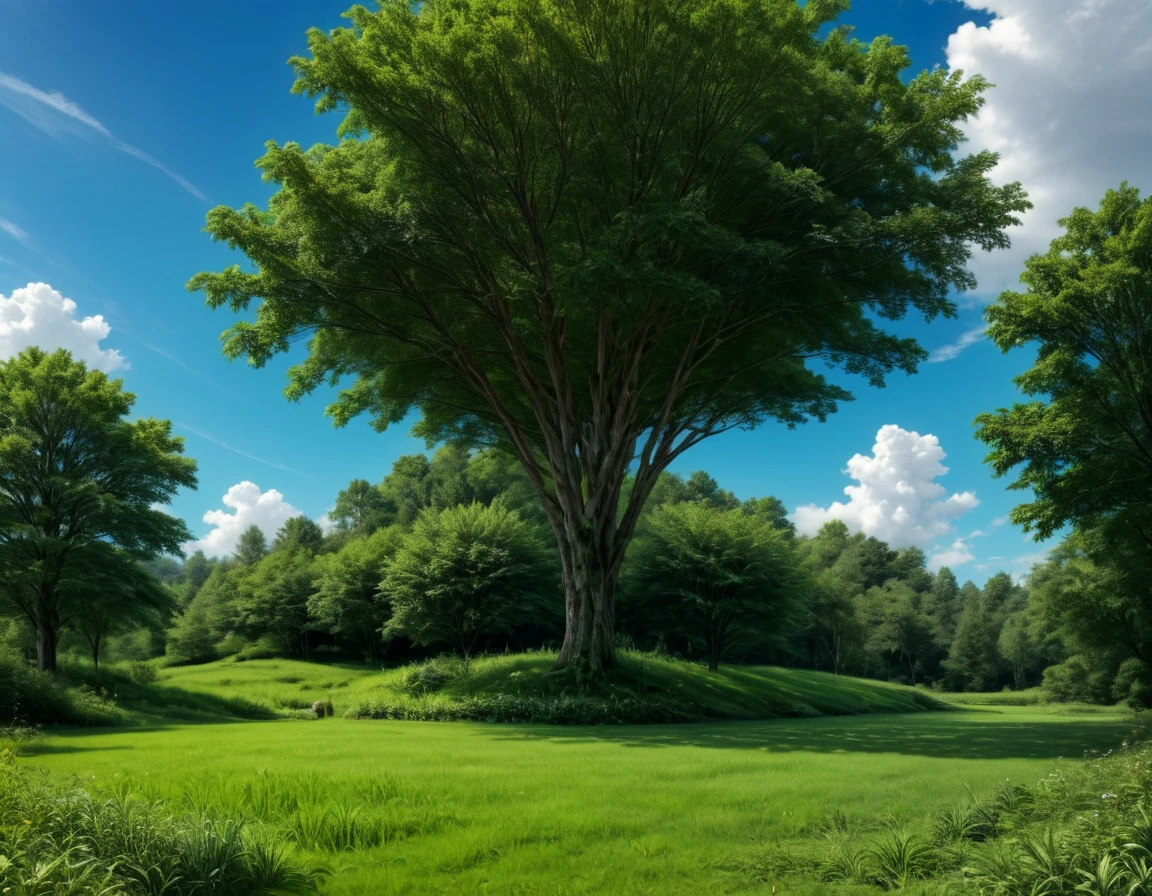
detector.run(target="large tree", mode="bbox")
[977,185,1152,546]
[191,0,1026,670]
[0,349,196,671]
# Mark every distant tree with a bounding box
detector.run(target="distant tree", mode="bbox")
[427,445,475,510]
[862,581,936,684]
[309,528,402,661]
[942,584,1000,691]
[273,516,325,553]
[0,348,196,671]
[998,611,1039,690]
[379,455,433,526]
[141,556,183,585]
[926,568,962,643]
[742,496,796,535]
[330,478,394,535]
[623,503,801,672]
[193,0,1025,670]
[67,548,172,675]
[235,549,318,656]
[803,569,864,675]
[382,503,554,666]
[889,548,934,593]
[165,565,238,664]
[180,551,216,600]
[234,526,268,566]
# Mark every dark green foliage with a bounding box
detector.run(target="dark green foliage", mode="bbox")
[349,692,697,725]
[191,0,1026,671]
[622,502,801,671]
[0,647,125,726]
[382,503,557,664]
[0,349,197,672]
[309,527,402,661]
[330,478,394,535]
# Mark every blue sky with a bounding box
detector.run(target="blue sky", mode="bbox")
[2,0,1150,581]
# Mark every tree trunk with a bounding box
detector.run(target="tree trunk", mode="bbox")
[36,624,58,673]
[553,529,617,673]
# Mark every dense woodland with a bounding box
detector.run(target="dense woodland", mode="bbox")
[3,440,1146,707]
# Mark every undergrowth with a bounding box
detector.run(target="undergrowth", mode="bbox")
[0,747,319,895]
[743,716,1152,894]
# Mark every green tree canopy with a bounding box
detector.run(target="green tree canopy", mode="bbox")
[622,502,801,671]
[234,525,268,566]
[192,0,1027,670]
[330,478,396,536]
[977,184,1152,545]
[309,527,403,661]
[381,503,555,664]
[272,516,325,553]
[0,348,196,671]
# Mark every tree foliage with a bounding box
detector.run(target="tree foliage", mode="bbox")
[191,0,1026,671]
[0,348,196,671]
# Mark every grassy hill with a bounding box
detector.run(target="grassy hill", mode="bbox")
[156,651,945,723]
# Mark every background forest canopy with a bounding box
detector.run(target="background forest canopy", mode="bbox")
[3,439,1147,709]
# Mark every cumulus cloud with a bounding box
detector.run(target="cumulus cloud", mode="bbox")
[928,325,987,363]
[185,481,303,559]
[948,0,1152,298]
[0,72,206,201]
[0,282,126,371]
[792,424,980,547]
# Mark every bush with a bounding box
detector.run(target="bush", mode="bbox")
[0,749,318,895]
[349,692,697,724]
[1112,658,1152,711]
[399,657,465,696]
[1041,656,1112,704]
[233,635,283,662]
[125,660,158,685]
[0,648,125,726]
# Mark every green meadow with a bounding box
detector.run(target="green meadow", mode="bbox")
[25,691,1134,895]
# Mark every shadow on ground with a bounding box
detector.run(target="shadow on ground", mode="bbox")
[484,711,1134,760]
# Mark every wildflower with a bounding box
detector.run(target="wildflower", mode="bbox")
[1101,793,1116,799]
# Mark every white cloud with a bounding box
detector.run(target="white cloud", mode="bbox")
[0,282,126,371]
[991,516,1009,527]
[948,0,1152,298]
[928,325,987,362]
[0,72,206,202]
[929,537,976,572]
[792,424,980,547]
[185,481,302,558]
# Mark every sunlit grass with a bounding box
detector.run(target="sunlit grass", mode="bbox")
[27,706,1134,895]
[157,651,945,721]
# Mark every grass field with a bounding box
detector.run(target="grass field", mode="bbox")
[155,652,945,720]
[26,704,1135,895]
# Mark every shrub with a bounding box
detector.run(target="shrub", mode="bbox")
[125,660,158,685]
[1042,656,1112,704]
[1112,658,1152,711]
[0,647,125,726]
[400,657,465,696]
[349,692,697,724]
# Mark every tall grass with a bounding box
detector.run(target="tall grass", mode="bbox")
[0,747,318,894]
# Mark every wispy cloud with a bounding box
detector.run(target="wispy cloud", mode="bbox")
[928,325,987,363]
[0,72,207,202]
[176,422,318,482]
[0,215,29,244]
[136,338,271,412]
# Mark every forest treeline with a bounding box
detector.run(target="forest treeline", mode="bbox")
[6,443,1145,707]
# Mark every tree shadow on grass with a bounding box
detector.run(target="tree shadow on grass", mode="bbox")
[483,711,1134,760]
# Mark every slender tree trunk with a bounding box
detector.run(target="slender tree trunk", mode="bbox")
[36,624,58,673]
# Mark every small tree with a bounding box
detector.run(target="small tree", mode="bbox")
[0,348,196,671]
[309,527,402,661]
[233,525,268,566]
[330,479,395,535]
[66,547,172,675]
[272,517,325,553]
[942,584,1000,691]
[381,503,553,666]
[235,549,318,657]
[623,503,800,671]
